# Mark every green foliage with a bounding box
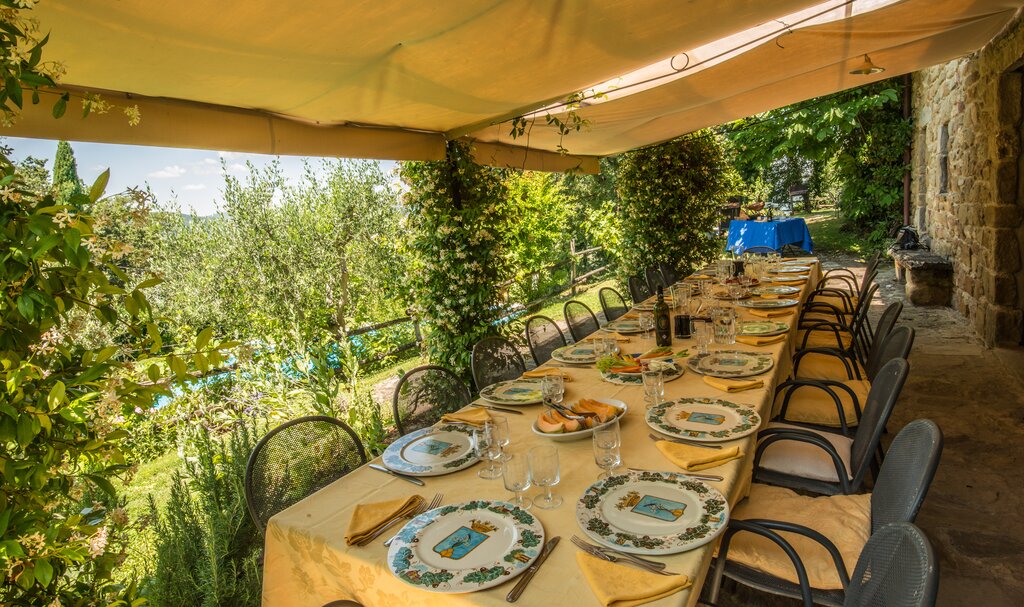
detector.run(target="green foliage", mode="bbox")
[0,2,64,124]
[401,141,511,376]
[727,81,910,244]
[615,131,732,279]
[147,422,262,607]
[503,171,574,303]
[52,141,83,206]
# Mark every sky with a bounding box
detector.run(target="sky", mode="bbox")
[3,136,396,216]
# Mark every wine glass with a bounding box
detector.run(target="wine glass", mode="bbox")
[592,419,621,479]
[473,423,502,479]
[529,445,562,509]
[642,369,664,407]
[502,453,532,509]
[491,415,511,461]
[639,311,654,338]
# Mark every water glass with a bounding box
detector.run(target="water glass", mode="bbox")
[593,338,609,359]
[602,336,618,356]
[694,320,712,354]
[541,375,564,405]
[502,453,533,509]
[592,421,622,480]
[712,306,737,345]
[491,415,512,461]
[639,311,654,338]
[473,423,503,479]
[642,369,665,407]
[674,287,690,313]
[529,445,562,509]
[716,258,732,284]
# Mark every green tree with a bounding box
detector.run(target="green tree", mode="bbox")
[52,140,83,206]
[503,171,574,303]
[401,141,511,376]
[615,131,732,279]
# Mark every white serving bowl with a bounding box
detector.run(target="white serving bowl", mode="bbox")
[531,398,627,442]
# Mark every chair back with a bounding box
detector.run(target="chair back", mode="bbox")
[245,416,367,533]
[599,287,629,322]
[743,246,778,256]
[872,419,943,532]
[525,315,567,366]
[844,522,939,607]
[658,263,680,285]
[865,325,914,381]
[849,359,908,489]
[628,275,652,303]
[564,300,600,341]
[644,266,667,293]
[471,335,526,391]
[393,365,472,436]
[869,301,904,349]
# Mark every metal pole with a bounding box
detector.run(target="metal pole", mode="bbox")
[570,238,578,296]
[902,73,912,226]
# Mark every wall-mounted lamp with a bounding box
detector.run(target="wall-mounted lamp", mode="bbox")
[849,54,885,75]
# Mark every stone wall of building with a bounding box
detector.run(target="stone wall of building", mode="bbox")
[911,11,1024,346]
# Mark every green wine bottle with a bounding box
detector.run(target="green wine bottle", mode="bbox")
[654,286,672,346]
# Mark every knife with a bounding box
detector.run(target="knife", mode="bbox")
[506,536,559,602]
[648,432,723,450]
[471,403,525,415]
[627,467,723,482]
[368,464,425,486]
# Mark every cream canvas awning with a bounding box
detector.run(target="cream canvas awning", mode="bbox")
[4,0,1021,171]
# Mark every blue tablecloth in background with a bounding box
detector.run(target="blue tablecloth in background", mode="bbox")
[726,218,814,254]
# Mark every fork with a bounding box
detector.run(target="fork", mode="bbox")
[571,535,667,570]
[382,493,444,547]
[356,493,436,547]
[570,536,678,576]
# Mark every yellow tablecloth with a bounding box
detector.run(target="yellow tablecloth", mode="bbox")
[262,260,822,607]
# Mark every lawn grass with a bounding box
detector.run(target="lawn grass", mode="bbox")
[795,208,865,257]
[529,277,618,322]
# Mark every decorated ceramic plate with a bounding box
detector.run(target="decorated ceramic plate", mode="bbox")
[765,275,807,285]
[633,302,656,312]
[382,424,479,476]
[753,285,801,296]
[686,350,774,378]
[551,344,601,364]
[388,500,544,593]
[772,265,811,273]
[736,298,799,309]
[737,320,789,337]
[576,470,729,555]
[605,319,644,334]
[646,398,760,442]
[600,360,685,385]
[479,379,543,405]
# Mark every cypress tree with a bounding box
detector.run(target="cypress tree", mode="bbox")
[52,140,83,205]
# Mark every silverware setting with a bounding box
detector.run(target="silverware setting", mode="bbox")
[381,493,444,547]
[368,463,426,486]
[471,403,525,415]
[355,492,442,547]
[648,432,723,450]
[506,536,560,602]
[570,536,677,576]
[626,467,723,482]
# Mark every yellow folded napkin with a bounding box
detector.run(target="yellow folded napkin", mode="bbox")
[736,334,787,347]
[691,274,713,280]
[577,552,692,607]
[522,368,572,381]
[655,440,745,471]
[345,495,423,546]
[749,308,795,318]
[622,312,640,319]
[592,332,632,343]
[758,293,781,299]
[440,408,492,426]
[703,375,765,392]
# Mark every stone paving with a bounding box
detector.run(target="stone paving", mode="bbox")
[710,258,1024,606]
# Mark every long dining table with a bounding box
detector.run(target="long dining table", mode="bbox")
[262,258,823,607]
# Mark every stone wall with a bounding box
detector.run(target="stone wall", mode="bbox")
[911,10,1024,346]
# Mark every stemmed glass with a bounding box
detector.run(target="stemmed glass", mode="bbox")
[491,415,512,461]
[639,311,654,338]
[502,453,533,510]
[473,422,503,479]
[529,445,562,509]
[642,369,664,408]
[592,419,622,479]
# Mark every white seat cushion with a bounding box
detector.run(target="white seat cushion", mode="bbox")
[775,380,871,428]
[728,483,871,589]
[757,422,853,483]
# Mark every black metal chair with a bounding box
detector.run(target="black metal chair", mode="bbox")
[709,419,943,607]
[805,266,879,318]
[564,300,600,342]
[795,300,903,381]
[658,262,681,285]
[818,251,883,297]
[598,287,629,322]
[245,416,367,533]
[471,335,525,392]
[392,365,472,436]
[797,283,881,370]
[524,315,567,366]
[644,266,667,293]
[844,522,938,607]
[777,326,915,435]
[753,359,908,495]
[628,275,652,303]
